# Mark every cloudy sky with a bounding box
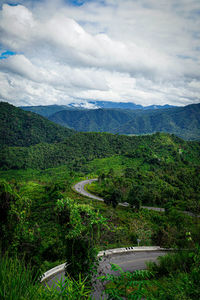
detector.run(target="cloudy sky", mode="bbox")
[0,0,200,107]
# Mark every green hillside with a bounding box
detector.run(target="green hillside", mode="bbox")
[115,103,200,140]
[1,131,199,171]
[48,104,200,140]
[0,103,200,299]
[48,108,135,132]
[0,102,74,147]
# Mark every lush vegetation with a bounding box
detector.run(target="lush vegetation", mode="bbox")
[0,254,92,299]
[47,103,200,140]
[48,108,135,132]
[86,156,200,214]
[1,131,200,172]
[0,102,73,147]
[101,243,200,299]
[115,103,200,140]
[0,103,199,299]
[0,165,199,298]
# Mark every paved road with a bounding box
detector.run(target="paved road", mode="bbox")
[45,250,167,299]
[75,179,200,217]
[73,179,165,212]
[93,250,167,299]
[74,179,104,202]
[45,180,169,298]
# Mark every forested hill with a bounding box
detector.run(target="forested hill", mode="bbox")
[114,103,200,140]
[48,103,200,140]
[1,131,200,170]
[48,108,135,132]
[0,102,74,147]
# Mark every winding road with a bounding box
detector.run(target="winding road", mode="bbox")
[45,250,167,299]
[74,178,165,212]
[43,178,197,298]
[44,179,171,299]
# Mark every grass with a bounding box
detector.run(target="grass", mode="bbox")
[0,254,41,300]
[0,254,92,300]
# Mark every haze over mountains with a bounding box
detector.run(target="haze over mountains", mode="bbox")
[21,100,174,116]
[20,101,200,141]
[1,101,200,171]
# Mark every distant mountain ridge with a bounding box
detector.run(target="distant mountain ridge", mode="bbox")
[68,100,174,110]
[20,101,175,116]
[47,103,200,140]
[114,103,200,140]
[20,104,69,117]
[18,101,200,140]
[48,108,135,132]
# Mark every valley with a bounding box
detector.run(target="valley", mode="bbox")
[21,102,200,140]
[0,102,200,299]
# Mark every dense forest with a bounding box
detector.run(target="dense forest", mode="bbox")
[0,102,74,147]
[46,103,200,140]
[0,103,200,299]
[20,102,200,140]
[48,108,135,132]
[115,103,200,140]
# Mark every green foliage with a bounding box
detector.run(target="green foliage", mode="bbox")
[127,185,142,210]
[48,108,135,132]
[100,245,200,299]
[86,135,200,214]
[55,197,107,279]
[0,253,92,300]
[145,245,200,299]
[0,253,41,300]
[47,103,200,140]
[0,180,21,252]
[146,250,194,276]
[0,102,73,147]
[43,274,92,299]
[1,132,200,173]
[115,103,200,140]
[104,188,123,208]
[100,264,153,299]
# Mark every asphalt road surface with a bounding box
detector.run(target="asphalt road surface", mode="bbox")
[74,179,199,217]
[45,250,167,299]
[44,180,168,298]
[74,179,165,211]
[93,250,167,299]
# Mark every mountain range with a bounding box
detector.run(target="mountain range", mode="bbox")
[20,100,174,116]
[46,103,200,140]
[4,101,200,141]
[1,101,200,170]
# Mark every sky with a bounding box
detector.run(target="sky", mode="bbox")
[0,0,200,107]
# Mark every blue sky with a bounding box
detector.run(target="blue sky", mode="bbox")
[66,0,88,6]
[0,50,16,59]
[0,0,199,107]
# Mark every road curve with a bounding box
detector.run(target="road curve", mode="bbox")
[93,250,167,299]
[44,250,167,299]
[73,179,165,212]
[74,179,104,202]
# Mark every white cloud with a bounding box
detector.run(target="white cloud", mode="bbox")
[0,0,200,107]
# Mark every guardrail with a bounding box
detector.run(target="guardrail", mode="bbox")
[41,246,171,283]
